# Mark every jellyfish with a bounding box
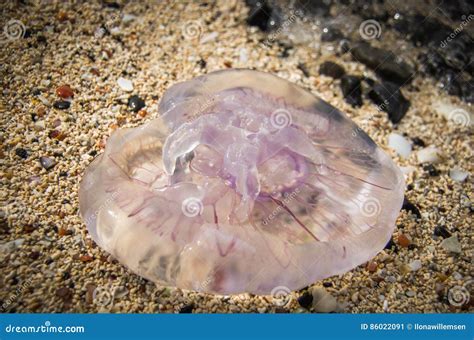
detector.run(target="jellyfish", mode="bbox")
[79,69,405,295]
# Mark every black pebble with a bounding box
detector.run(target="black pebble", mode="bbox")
[39,156,56,170]
[128,95,146,113]
[245,0,279,32]
[401,197,421,219]
[434,226,451,239]
[319,61,345,79]
[368,81,410,124]
[412,137,425,147]
[321,27,343,42]
[297,63,310,77]
[384,237,397,251]
[340,75,362,107]
[197,58,206,69]
[53,100,70,110]
[423,164,439,177]
[15,148,28,159]
[297,292,313,308]
[351,42,413,85]
[179,304,194,313]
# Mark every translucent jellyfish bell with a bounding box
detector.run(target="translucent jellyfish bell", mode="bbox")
[79,69,405,295]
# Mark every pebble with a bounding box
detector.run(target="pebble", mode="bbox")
[416,146,442,163]
[320,26,343,42]
[366,261,378,272]
[434,226,451,239]
[128,95,146,112]
[297,291,313,308]
[311,287,339,313]
[398,234,411,247]
[245,0,280,32]
[423,164,439,176]
[39,156,56,170]
[351,42,413,85]
[15,148,28,159]
[369,81,410,124]
[387,133,412,158]
[406,290,416,297]
[440,235,462,254]
[319,61,345,79]
[53,100,70,110]
[408,259,422,271]
[179,303,194,313]
[340,75,362,107]
[56,85,74,98]
[117,77,134,92]
[0,239,25,256]
[401,197,421,219]
[449,167,468,182]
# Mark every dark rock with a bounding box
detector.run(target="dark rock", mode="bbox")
[319,61,345,79]
[299,0,330,16]
[297,291,313,308]
[401,197,421,219]
[39,156,56,170]
[412,137,425,147]
[245,0,280,32]
[128,95,146,113]
[53,100,70,110]
[384,237,397,251]
[461,80,474,103]
[179,303,194,313]
[434,226,451,239]
[297,63,310,77]
[368,81,410,124]
[351,43,413,85]
[340,75,362,107]
[274,307,288,313]
[338,39,350,54]
[423,164,439,177]
[197,58,206,69]
[15,148,28,159]
[419,50,446,78]
[439,71,462,96]
[321,27,343,42]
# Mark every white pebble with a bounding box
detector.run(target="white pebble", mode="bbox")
[117,77,134,92]
[200,32,218,44]
[408,259,422,271]
[417,146,442,163]
[449,167,468,182]
[388,133,412,159]
[441,235,462,254]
